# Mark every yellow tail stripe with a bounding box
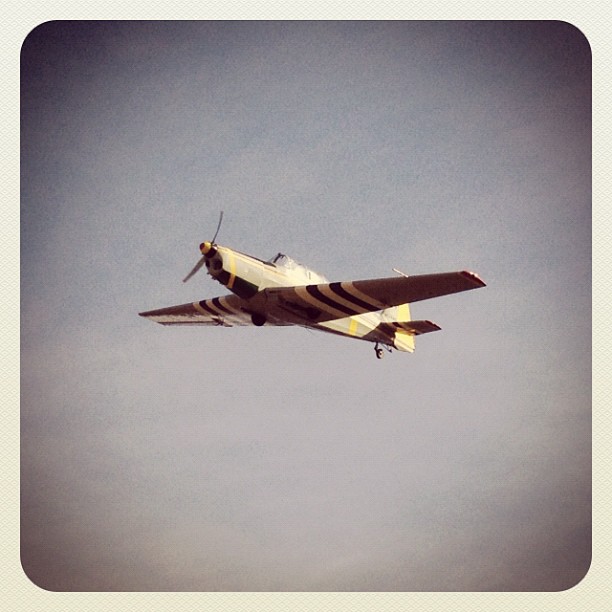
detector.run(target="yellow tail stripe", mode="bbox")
[397,303,411,321]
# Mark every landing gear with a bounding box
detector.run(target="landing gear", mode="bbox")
[374,342,392,359]
[251,313,266,327]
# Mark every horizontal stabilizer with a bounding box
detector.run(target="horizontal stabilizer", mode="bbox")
[394,320,441,335]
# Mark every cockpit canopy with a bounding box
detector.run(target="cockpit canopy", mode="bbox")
[269,253,329,284]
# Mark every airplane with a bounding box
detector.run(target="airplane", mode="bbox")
[139,214,486,359]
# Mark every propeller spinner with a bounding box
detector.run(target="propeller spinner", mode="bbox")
[182,211,224,283]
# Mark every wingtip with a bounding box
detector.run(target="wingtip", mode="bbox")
[461,270,486,287]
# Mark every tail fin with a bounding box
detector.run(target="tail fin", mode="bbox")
[381,302,413,324]
[381,303,440,352]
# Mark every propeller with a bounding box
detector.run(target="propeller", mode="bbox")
[182,211,224,283]
[210,210,224,244]
[182,255,206,284]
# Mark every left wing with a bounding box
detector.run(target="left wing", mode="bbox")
[264,271,485,324]
[139,294,256,326]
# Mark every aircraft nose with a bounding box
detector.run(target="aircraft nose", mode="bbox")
[200,241,214,255]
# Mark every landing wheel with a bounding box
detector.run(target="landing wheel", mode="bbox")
[251,313,266,327]
[375,344,384,359]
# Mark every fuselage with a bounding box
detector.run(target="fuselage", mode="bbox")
[199,242,415,351]
[202,242,327,295]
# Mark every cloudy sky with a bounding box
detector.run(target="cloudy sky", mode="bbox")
[21,21,591,592]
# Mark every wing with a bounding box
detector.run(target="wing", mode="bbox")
[264,271,485,324]
[139,294,258,327]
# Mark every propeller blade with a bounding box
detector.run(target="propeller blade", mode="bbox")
[182,255,206,283]
[211,210,224,244]
[182,211,224,283]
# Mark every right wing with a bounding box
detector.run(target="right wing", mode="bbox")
[264,271,486,324]
[139,294,256,326]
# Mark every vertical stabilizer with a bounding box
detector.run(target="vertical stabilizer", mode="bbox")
[382,303,415,352]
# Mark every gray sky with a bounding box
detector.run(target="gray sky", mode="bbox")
[21,21,591,591]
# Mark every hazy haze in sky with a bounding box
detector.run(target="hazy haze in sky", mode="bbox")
[21,21,591,591]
